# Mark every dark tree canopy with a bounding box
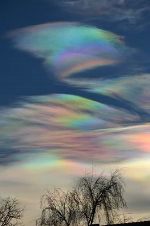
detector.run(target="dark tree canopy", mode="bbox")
[36,169,126,226]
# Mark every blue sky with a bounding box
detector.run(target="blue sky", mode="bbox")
[0,0,150,225]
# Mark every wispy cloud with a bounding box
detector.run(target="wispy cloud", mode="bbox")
[0,95,149,165]
[2,16,150,224]
[67,74,150,114]
[53,0,150,30]
[3,21,150,166]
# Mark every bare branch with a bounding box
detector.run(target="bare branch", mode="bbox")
[0,197,24,226]
[36,169,126,226]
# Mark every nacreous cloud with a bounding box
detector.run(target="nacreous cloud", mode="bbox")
[0,95,149,165]
[9,22,127,78]
[67,74,150,113]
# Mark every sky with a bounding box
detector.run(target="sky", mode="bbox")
[0,0,150,225]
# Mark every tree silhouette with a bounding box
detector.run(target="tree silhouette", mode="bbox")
[36,169,126,226]
[0,197,24,226]
[36,189,78,226]
[73,169,126,225]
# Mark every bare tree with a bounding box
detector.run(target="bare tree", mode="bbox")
[74,169,126,225]
[0,197,24,226]
[37,169,126,226]
[36,189,78,226]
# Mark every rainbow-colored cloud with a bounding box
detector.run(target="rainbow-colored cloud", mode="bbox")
[9,22,127,78]
[67,74,150,113]
[1,95,149,165]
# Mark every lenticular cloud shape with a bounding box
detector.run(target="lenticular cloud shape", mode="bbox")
[9,22,126,78]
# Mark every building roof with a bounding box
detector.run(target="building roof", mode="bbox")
[107,221,150,225]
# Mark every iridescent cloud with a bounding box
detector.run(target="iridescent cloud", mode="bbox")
[67,74,150,112]
[0,95,149,165]
[2,4,150,225]
[9,22,127,77]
